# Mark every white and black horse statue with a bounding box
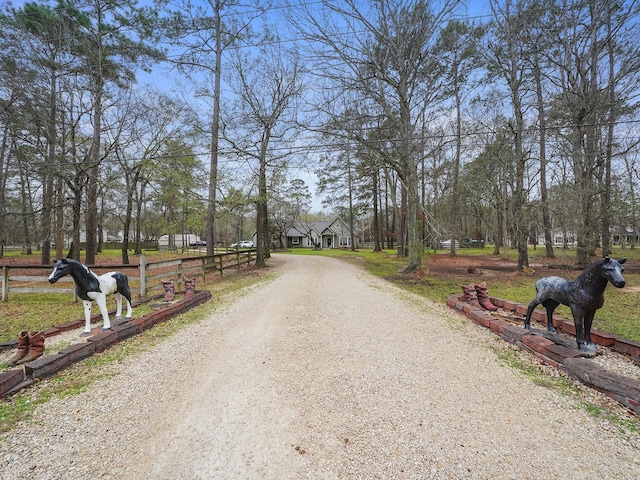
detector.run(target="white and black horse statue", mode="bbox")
[48,258,133,335]
[524,257,626,354]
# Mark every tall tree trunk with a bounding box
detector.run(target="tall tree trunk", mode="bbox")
[255,130,269,268]
[122,178,134,265]
[450,70,462,257]
[205,0,222,256]
[18,155,32,254]
[347,149,356,251]
[533,59,554,258]
[55,175,64,259]
[85,3,105,265]
[404,167,422,272]
[134,181,144,255]
[0,124,9,258]
[41,72,57,265]
[86,85,101,265]
[501,178,509,260]
[601,4,616,257]
[372,168,381,252]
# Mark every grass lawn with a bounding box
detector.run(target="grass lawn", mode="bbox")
[0,248,246,344]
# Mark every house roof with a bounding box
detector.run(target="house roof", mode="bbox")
[285,219,342,237]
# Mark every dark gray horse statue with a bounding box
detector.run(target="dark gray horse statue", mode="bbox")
[524,257,626,354]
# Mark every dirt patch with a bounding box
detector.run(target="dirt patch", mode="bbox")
[426,253,640,278]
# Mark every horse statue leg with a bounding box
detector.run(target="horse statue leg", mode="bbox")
[541,299,559,333]
[570,306,589,352]
[114,292,124,318]
[524,300,538,330]
[582,309,598,354]
[124,298,132,318]
[114,274,133,319]
[82,300,93,335]
[94,294,111,331]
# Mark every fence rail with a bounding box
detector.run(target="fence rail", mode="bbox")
[1,249,255,302]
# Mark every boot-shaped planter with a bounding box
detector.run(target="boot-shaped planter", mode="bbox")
[461,284,481,307]
[162,278,175,302]
[18,331,45,364]
[7,331,30,366]
[183,276,196,298]
[474,282,498,311]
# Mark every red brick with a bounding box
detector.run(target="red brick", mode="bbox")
[500,325,529,344]
[462,303,482,313]
[522,334,555,355]
[59,342,96,363]
[562,321,576,335]
[614,338,640,359]
[86,330,119,352]
[552,315,565,330]
[0,370,25,397]
[591,329,616,347]
[42,327,61,338]
[542,344,581,364]
[531,309,547,323]
[446,295,460,308]
[130,316,154,331]
[489,319,512,334]
[24,354,69,379]
[113,322,138,341]
[454,301,466,311]
[530,349,560,368]
[501,300,517,312]
[150,309,172,323]
[489,297,505,308]
[469,310,494,328]
[55,320,84,332]
[515,304,529,316]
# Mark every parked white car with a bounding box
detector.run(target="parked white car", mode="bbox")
[231,240,254,248]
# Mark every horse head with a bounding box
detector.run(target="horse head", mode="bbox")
[48,258,73,284]
[601,257,626,288]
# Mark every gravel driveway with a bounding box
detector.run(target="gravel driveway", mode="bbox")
[1,254,639,479]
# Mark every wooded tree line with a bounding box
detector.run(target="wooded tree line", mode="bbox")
[1,0,639,271]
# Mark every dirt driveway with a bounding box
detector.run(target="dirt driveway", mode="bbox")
[1,254,639,479]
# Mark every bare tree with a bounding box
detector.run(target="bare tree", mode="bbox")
[288,0,459,272]
[105,88,195,263]
[485,0,533,270]
[157,0,266,256]
[435,19,484,257]
[224,41,304,267]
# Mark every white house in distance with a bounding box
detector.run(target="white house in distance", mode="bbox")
[283,217,356,249]
[158,233,203,248]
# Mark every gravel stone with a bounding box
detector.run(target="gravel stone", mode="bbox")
[0,254,639,480]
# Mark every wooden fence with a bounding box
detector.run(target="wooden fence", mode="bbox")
[1,249,255,302]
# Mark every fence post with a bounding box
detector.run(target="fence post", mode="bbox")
[2,266,8,302]
[218,254,223,277]
[139,254,147,297]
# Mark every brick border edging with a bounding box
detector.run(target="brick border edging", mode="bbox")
[447,294,640,414]
[0,290,212,397]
